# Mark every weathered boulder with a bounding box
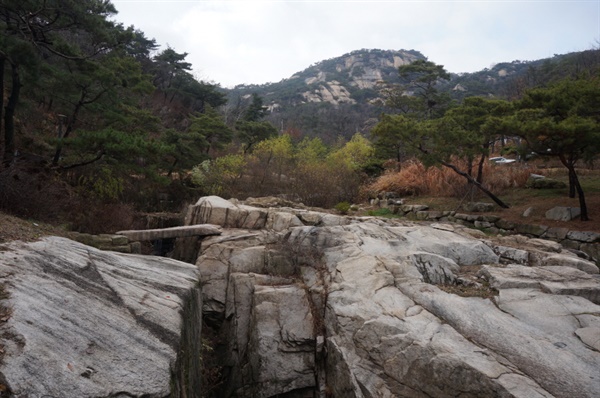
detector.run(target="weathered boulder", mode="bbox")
[527,177,567,189]
[463,201,495,212]
[0,237,200,397]
[246,284,316,397]
[492,234,599,274]
[545,206,581,221]
[480,264,600,304]
[567,230,600,243]
[186,195,268,229]
[515,223,550,237]
[401,204,429,212]
[191,196,600,398]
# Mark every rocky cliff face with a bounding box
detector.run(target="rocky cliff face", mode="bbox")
[189,196,600,397]
[291,49,421,105]
[305,50,417,102]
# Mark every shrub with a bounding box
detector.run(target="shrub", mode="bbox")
[369,158,533,198]
[334,201,351,214]
[367,208,399,218]
[191,154,246,197]
[77,166,123,201]
[526,177,567,189]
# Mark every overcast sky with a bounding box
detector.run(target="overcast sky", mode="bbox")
[111,0,600,88]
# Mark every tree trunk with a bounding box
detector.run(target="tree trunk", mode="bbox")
[52,99,83,165]
[0,56,5,150]
[573,170,589,221]
[441,160,510,208]
[559,153,577,198]
[3,62,20,166]
[476,145,489,184]
[167,158,178,177]
[560,155,589,221]
[568,169,576,198]
[467,158,473,178]
[59,150,105,170]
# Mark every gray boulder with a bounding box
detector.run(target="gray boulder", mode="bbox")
[527,177,567,189]
[545,206,581,221]
[0,237,200,398]
[463,202,495,212]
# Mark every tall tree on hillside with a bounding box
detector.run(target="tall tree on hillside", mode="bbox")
[511,77,600,221]
[162,106,233,177]
[383,59,452,120]
[236,121,278,154]
[236,93,277,153]
[243,93,268,121]
[187,106,233,155]
[440,97,514,184]
[371,109,511,208]
[151,47,226,114]
[124,29,159,73]
[152,47,192,103]
[48,48,153,166]
[373,60,452,164]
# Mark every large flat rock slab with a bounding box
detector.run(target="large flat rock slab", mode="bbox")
[480,264,600,304]
[0,237,199,397]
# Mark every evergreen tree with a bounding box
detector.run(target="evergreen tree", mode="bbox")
[0,0,123,164]
[235,93,277,153]
[511,77,600,221]
[385,59,452,120]
[242,93,268,122]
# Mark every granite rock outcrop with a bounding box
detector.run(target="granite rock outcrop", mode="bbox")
[189,196,600,397]
[0,237,201,397]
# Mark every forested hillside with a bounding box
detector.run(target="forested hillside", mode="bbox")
[0,0,248,230]
[1,1,599,233]
[227,48,600,141]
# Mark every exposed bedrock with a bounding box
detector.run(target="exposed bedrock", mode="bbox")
[190,196,600,398]
[0,237,201,397]
[0,195,598,397]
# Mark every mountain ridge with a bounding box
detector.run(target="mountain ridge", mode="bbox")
[224,47,595,141]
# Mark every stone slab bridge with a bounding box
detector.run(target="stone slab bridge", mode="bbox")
[116,224,222,241]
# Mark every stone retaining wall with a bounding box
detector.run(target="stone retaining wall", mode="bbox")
[391,204,600,264]
[69,232,142,254]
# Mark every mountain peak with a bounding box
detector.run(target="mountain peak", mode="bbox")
[292,49,424,93]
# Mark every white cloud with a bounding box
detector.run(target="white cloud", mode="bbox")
[112,0,600,87]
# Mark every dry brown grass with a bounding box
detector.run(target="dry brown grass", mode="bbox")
[369,159,533,197]
[368,159,600,233]
[0,211,72,244]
